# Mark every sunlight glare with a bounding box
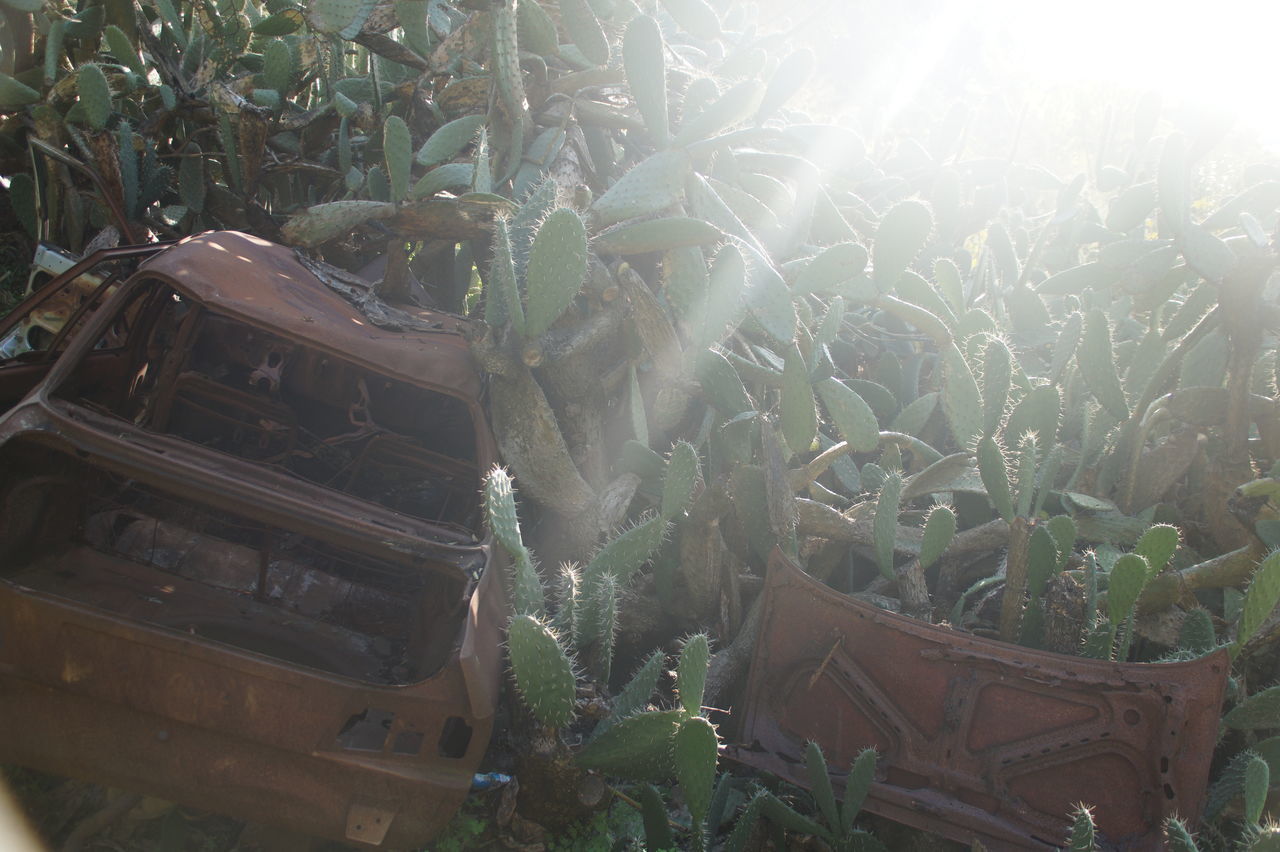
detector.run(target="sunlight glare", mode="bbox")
[995,0,1280,147]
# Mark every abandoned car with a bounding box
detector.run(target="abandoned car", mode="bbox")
[0,230,506,847]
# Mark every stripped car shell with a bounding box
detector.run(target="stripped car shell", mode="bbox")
[0,231,506,847]
[726,550,1229,851]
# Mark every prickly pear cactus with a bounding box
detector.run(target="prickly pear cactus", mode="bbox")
[507,614,576,729]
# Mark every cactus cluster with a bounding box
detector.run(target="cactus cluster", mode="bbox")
[5,0,1280,843]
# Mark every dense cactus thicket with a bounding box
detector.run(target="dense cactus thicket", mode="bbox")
[5,0,1280,847]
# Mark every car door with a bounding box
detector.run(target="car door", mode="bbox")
[0,243,167,411]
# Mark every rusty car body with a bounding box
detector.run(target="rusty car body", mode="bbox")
[726,550,1229,851]
[0,231,506,847]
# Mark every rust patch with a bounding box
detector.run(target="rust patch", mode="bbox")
[726,550,1229,851]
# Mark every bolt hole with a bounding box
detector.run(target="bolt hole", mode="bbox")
[1124,709,1141,725]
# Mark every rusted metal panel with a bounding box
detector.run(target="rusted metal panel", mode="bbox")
[133,231,484,400]
[0,233,507,847]
[726,550,1229,850]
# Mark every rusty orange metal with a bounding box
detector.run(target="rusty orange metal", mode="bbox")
[726,550,1229,851]
[0,232,506,847]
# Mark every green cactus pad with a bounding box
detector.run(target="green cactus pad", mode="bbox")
[657,0,721,40]
[590,573,619,681]
[804,741,840,833]
[593,216,722,255]
[673,79,764,147]
[872,199,932,291]
[1163,817,1200,852]
[1012,432,1039,519]
[507,614,576,729]
[487,216,526,335]
[305,0,378,39]
[977,435,1014,523]
[1107,554,1150,628]
[941,342,982,450]
[816,379,879,453]
[410,162,475,198]
[104,25,146,77]
[1239,549,1280,650]
[559,0,610,65]
[690,244,747,352]
[661,441,701,520]
[525,207,588,339]
[416,114,486,166]
[590,149,690,228]
[624,14,668,146]
[919,505,957,571]
[676,632,710,715]
[873,472,903,580]
[77,64,112,130]
[383,115,412,202]
[793,243,869,297]
[1004,384,1059,453]
[599,649,666,734]
[1066,804,1096,851]
[757,48,814,122]
[1079,309,1130,420]
[1134,524,1179,578]
[483,466,525,553]
[575,708,683,781]
[674,716,719,837]
[840,748,878,831]
[584,514,668,586]
[516,0,560,56]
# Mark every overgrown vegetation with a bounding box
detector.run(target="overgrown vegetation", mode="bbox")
[4,0,1280,847]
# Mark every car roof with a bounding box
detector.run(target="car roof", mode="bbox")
[134,230,483,401]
